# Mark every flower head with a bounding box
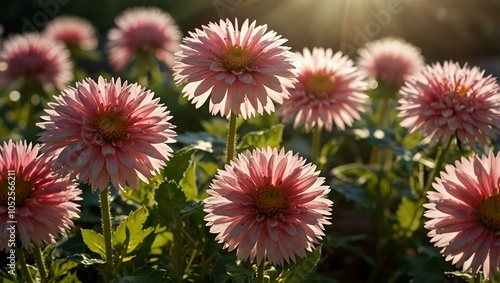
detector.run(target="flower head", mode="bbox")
[37,76,176,192]
[424,152,500,279]
[204,147,332,265]
[278,47,368,132]
[0,140,81,251]
[107,7,182,71]
[398,61,500,149]
[173,19,297,119]
[357,37,424,87]
[44,16,98,51]
[0,33,73,90]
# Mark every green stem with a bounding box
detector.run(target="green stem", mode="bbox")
[311,125,321,165]
[422,141,451,195]
[399,140,452,238]
[368,98,390,165]
[226,112,238,163]
[172,214,184,282]
[18,248,34,283]
[32,244,47,282]
[136,51,151,87]
[100,188,114,272]
[256,259,265,283]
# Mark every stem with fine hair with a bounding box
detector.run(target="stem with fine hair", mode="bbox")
[226,112,238,163]
[18,248,34,283]
[256,259,265,283]
[311,125,322,165]
[100,187,114,273]
[32,244,47,281]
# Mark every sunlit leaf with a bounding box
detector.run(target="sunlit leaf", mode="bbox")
[112,207,154,261]
[46,259,78,283]
[238,123,284,151]
[179,159,198,201]
[81,229,106,260]
[395,196,423,238]
[277,245,322,283]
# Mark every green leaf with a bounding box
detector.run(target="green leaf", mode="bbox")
[111,266,170,283]
[324,235,374,266]
[178,200,203,220]
[155,180,187,228]
[201,117,228,137]
[120,171,165,206]
[51,272,80,283]
[238,123,284,151]
[164,147,198,183]
[395,196,423,238]
[176,132,226,156]
[46,259,78,283]
[67,254,106,266]
[179,159,198,201]
[112,207,154,262]
[277,245,323,283]
[226,260,255,283]
[81,229,106,260]
[330,181,371,211]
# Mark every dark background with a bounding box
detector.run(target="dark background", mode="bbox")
[1,0,500,74]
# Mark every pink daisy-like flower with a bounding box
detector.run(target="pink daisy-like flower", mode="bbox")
[0,140,81,251]
[424,151,500,279]
[398,61,500,149]
[357,37,424,87]
[204,147,332,265]
[106,7,182,71]
[44,16,98,51]
[173,19,297,119]
[0,33,73,90]
[278,47,368,132]
[37,76,176,192]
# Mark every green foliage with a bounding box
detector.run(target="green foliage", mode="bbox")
[395,196,424,238]
[238,123,284,151]
[110,266,170,283]
[81,229,106,260]
[112,207,154,263]
[120,172,165,207]
[226,260,256,283]
[155,180,187,229]
[276,245,323,283]
[46,259,79,283]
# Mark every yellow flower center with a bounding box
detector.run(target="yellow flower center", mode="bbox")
[0,175,35,206]
[95,111,129,143]
[253,184,289,217]
[221,45,253,71]
[475,194,500,231]
[457,85,469,97]
[306,74,334,98]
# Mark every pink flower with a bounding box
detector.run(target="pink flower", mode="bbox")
[278,47,368,132]
[0,140,81,251]
[357,37,424,87]
[173,19,297,119]
[398,61,500,149]
[424,152,500,279]
[37,76,176,192]
[106,7,182,71]
[44,16,98,51]
[0,33,73,90]
[204,147,332,265]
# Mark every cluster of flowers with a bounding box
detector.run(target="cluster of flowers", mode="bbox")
[1,6,499,279]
